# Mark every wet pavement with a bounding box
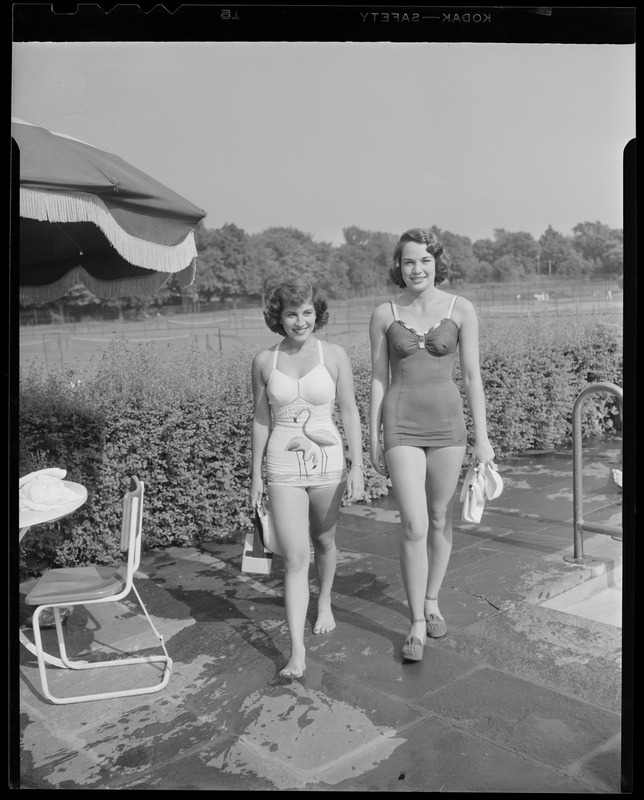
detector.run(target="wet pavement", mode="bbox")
[13,439,629,792]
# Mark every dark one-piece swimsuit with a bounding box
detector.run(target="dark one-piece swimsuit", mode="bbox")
[383,295,467,451]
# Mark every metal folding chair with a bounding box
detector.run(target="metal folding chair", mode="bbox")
[24,476,172,704]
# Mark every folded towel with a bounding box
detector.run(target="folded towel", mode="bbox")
[460,461,503,523]
[461,476,486,523]
[481,461,504,500]
[19,469,81,512]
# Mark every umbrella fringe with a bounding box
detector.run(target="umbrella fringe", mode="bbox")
[19,261,196,304]
[20,188,199,273]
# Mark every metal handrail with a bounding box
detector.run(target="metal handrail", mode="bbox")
[565,382,623,564]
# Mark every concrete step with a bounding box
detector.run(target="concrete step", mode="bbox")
[540,562,622,627]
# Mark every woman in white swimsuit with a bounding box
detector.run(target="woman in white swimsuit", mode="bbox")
[250,280,364,679]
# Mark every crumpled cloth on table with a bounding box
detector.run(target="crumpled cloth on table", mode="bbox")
[19,468,80,512]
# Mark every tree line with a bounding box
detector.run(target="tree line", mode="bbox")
[184,219,623,303]
[21,220,623,315]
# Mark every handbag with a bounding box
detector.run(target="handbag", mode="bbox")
[255,501,282,555]
[460,461,503,523]
[241,512,273,575]
[241,502,280,575]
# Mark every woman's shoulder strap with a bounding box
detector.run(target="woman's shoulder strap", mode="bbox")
[272,342,281,369]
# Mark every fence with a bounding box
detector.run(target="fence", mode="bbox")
[19,280,622,375]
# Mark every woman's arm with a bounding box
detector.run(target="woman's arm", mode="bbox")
[250,351,272,507]
[369,305,390,475]
[456,299,495,464]
[331,344,364,502]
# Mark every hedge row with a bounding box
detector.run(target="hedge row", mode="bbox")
[18,314,622,578]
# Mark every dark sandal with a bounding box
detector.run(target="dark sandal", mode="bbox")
[401,619,426,661]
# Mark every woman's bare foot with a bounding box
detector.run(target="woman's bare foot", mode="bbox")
[280,648,306,678]
[313,603,336,634]
[279,657,306,679]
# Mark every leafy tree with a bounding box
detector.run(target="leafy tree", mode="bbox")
[192,225,222,302]
[494,254,525,281]
[147,274,187,307]
[602,238,624,275]
[370,231,398,289]
[539,226,570,274]
[471,236,497,266]
[467,260,495,283]
[342,226,371,247]
[431,228,479,284]
[472,229,539,279]
[572,221,623,274]
[308,241,351,298]
[245,236,286,302]
[18,217,625,315]
[555,248,593,278]
[339,227,396,293]
[338,242,376,294]
[493,229,540,274]
[246,227,330,300]
[193,222,249,301]
[538,226,592,277]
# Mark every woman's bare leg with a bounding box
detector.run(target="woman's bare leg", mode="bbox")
[386,446,432,645]
[423,446,466,622]
[268,485,311,677]
[309,481,346,634]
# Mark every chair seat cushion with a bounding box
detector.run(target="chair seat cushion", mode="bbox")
[25,565,128,605]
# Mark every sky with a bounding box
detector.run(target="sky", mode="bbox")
[12,40,635,247]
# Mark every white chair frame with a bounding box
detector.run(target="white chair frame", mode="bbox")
[24,477,173,704]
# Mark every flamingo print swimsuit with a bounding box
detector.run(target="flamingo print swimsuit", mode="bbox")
[265,339,347,487]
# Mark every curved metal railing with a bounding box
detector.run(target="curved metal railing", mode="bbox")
[565,382,623,564]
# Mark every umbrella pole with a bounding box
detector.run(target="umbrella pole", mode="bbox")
[42,334,49,373]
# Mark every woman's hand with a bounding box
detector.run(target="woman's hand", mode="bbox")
[345,465,365,503]
[249,477,264,509]
[370,443,388,476]
[472,440,495,464]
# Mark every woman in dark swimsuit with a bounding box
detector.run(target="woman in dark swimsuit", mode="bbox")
[369,228,495,662]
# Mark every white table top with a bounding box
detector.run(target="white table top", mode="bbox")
[19,480,88,532]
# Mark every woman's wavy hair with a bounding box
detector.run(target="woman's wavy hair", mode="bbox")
[389,228,450,289]
[263,279,330,336]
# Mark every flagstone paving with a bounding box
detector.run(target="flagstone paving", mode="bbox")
[14,439,628,792]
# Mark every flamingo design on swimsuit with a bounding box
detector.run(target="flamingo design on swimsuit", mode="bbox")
[285,437,318,479]
[293,407,340,475]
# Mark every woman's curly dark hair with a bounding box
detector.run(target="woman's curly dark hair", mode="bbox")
[263,279,330,336]
[389,228,450,289]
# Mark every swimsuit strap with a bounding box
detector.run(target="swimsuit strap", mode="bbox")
[272,342,281,370]
[446,295,458,319]
[317,338,325,366]
[389,300,399,321]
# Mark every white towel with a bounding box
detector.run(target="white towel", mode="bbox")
[460,461,503,523]
[481,461,504,500]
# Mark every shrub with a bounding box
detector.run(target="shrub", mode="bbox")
[466,316,622,457]
[18,315,622,577]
